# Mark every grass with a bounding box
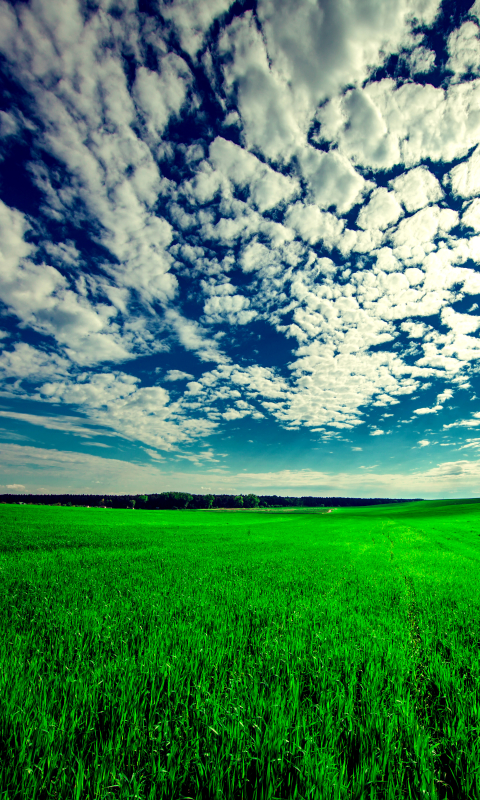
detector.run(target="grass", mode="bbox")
[1,499,480,799]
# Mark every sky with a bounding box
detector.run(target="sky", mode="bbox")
[2,0,480,498]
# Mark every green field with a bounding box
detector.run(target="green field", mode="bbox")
[1,500,480,800]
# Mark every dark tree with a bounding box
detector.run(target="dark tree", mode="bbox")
[243,494,260,508]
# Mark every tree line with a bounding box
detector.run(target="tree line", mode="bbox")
[0,492,423,508]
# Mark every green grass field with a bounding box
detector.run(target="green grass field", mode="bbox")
[1,499,480,800]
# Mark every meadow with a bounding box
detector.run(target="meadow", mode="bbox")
[1,499,480,800]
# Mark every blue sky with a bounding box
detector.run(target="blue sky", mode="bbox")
[2,0,480,498]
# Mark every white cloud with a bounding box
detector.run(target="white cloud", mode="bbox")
[208,137,299,211]
[401,321,428,338]
[0,343,70,381]
[160,0,233,57]
[407,46,435,75]
[37,371,219,452]
[133,56,192,142]
[144,448,164,461]
[0,200,142,366]
[418,439,430,447]
[219,12,303,163]
[219,0,440,165]
[299,147,370,214]
[441,306,480,335]
[444,411,480,429]
[0,3,179,310]
[413,405,443,415]
[437,388,453,404]
[185,381,203,395]
[285,202,345,249]
[317,88,400,170]
[0,410,114,438]
[163,370,194,381]
[447,20,480,80]
[446,144,480,199]
[391,205,449,253]
[0,198,34,274]
[0,109,18,139]
[389,167,443,212]
[165,309,229,363]
[356,188,403,231]
[44,240,81,268]
[203,293,257,326]
[462,198,480,231]
[321,77,480,171]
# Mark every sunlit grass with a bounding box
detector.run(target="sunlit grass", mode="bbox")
[1,500,480,799]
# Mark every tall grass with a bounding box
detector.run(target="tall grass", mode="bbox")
[1,500,480,799]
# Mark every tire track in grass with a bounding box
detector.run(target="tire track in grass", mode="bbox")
[379,521,435,797]
[390,524,466,800]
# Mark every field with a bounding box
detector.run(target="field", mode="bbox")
[1,500,480,800]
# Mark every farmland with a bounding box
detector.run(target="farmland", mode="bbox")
[1,500,480,799]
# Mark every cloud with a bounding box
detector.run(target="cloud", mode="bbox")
[165,309,229,363]
[418,439,430,447]
[0,200,149,367]
[43,240,81,268]
[444,411,480,429]
[0,443,168,493]
[0,343,70,381]
[401,321,428,338]
[285,202,345,248]
[0,410,115,438]
[407,46,436,75]
[441,307,480,335]
[144,449,164,461]
[389,167,443,212]
[219,0,440,165]
[446,20,480,80]
[437,388,453,404]
[133,56,192,142]
[203,293,257,325]
[160,0,233,57]
[2,0,480,483]
[391,205,447,252]
[458,437,480,450]
[208,137,299,211]
[163,370,195,381]
[357,188,403,231]
[413,405,443,415]
[446,144,480,199]
[3,443,480,499]
[299,147,371,214]
[462,198,480,231]
[0,109,18,139]
[37,371,219,451]
[320,77,480,170]
[0,2,180,313]
[6,483,26,490]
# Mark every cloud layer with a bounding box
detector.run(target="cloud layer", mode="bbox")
[0,0,480,495]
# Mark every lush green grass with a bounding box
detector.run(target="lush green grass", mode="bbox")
[1,500,480,800]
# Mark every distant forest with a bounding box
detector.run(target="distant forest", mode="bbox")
[0,493,423,509]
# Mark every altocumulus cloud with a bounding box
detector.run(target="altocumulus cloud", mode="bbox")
[1,0,480,497]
